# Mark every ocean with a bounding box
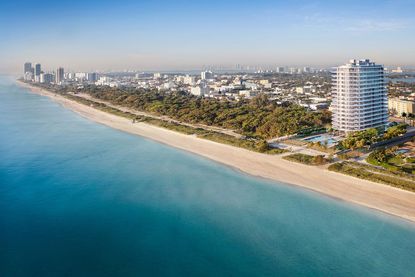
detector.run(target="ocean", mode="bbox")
[388,77,415,83]
[1,76,415,276]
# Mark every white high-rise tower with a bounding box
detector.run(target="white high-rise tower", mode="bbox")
[332,59,388,133]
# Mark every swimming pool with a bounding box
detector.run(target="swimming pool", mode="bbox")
[303,135,338,146]
[396,149,409,154]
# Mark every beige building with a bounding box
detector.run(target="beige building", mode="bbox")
[295,86,313,94]
[388,98,415,117]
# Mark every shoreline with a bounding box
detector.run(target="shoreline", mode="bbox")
[17,80,415,223]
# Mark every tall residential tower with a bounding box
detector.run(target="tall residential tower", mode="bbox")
[56,67,65,84]
[331,59,388,133]
[24,62,33,74]
[23,62,34,81]
[34,63,41,76]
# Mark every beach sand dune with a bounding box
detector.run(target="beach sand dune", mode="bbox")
[18,81,415,223]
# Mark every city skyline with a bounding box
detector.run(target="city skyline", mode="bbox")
[1,0,415,73]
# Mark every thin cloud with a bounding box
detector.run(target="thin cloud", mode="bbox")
[345,19,409,32]
[301,13,410,33]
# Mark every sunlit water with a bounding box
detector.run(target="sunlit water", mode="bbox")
[1,76,415,276]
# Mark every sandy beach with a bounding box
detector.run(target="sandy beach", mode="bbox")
[17,81,415,223]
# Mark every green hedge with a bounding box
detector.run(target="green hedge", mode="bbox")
[328,162,415,192]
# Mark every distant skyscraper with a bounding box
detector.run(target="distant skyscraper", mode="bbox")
[66,72,74,80]
[23,62,34,81]
[40,73,55,84]
[289,67,298,74]
[201,70,213,80]
[56,67,65,84]
[24,62,32,74]
[276,67,285,73]
[332,59,388,133]
[40,73,45,83]
[34,63,42,83]
[86,72,98,82]
[34,63,41,76]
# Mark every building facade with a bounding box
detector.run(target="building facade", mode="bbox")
[201,71,213,80]
[388,98,415,117]
[86,72,98,82]
[23,62,33,81]
[34,64,41,76]
[56,67,65,84]
[24,62,33,75]
[190,84,209,96]
[40,73,55,84]
[331,59,388,133]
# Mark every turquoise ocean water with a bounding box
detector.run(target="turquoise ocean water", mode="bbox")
[1,76,415,276]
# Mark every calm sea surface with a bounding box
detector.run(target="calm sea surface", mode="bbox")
[1,76,415,276]
[388,76,415,83]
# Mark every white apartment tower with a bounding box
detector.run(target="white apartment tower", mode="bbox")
[332,59,388,133]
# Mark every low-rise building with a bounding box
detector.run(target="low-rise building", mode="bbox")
[190,85,209,96]
[95,76,111,86]
[388,98,415,116]
[296,86,313,94]
[391,67,403,73]
[162,81,176,90]
[183,75,195,85]
[239,90,257,98]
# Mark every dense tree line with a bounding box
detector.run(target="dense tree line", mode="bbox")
[69,86,330,139]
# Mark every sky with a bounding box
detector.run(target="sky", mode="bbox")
[1,0,414,73]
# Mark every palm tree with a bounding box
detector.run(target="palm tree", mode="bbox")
[409,113,414,126]
[402,112,407,123]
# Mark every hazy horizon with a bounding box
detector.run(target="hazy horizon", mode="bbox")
[1,0,415,74]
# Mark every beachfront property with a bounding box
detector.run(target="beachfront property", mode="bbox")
[388,97,415,117]
[331,59,388,133]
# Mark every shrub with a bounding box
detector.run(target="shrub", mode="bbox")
[341,128,378,150]
[256,140,270,153]
[283,153,328,165]
[313,155,326,165]
[406,157,415,163]
[337,153,350,160]
[384,124,407,140]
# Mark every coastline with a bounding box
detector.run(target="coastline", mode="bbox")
[17,80,415,223]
